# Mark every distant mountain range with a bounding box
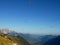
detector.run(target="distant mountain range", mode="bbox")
[0,29,59,45]
[19,33,58,45]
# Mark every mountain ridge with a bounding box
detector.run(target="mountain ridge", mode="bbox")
[0,29,59,45]
[0,29,30,45]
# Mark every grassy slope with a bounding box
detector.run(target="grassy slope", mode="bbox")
[0,34,30,45]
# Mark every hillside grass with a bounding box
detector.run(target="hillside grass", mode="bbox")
[0,34,30,45]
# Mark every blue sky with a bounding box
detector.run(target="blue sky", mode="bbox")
[0,0,60,34]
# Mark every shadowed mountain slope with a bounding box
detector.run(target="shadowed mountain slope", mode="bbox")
[44,36,60,45]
